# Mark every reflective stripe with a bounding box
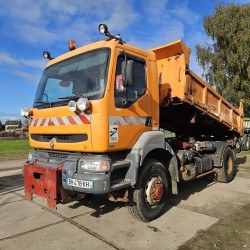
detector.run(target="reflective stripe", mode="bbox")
[51,117,60,126]
[36,118,43,127]
[61,116,70,125]
[30,120,35,127]
[29,114,91,127]
[73,115,82,124]
[44,118,50,127]
[109,116,147,126]
[67,116,77,125]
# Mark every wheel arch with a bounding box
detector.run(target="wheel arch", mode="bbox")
[129,131,179,194]
[143,148,179,195]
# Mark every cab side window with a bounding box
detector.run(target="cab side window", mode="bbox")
[115,54,146,107]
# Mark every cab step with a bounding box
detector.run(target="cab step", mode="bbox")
[111,179,132,191]
[112,160,131,170]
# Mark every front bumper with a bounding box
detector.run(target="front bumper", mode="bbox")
[23,150,112,208]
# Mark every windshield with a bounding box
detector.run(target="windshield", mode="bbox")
[34,48,110,108]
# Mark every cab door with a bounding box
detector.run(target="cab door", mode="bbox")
[108,49,152,150]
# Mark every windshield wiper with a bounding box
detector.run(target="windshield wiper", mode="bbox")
[34,101,53,108]
[58,94,84,100]
[58,95,79,100]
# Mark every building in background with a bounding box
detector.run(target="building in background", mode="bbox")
[5,120,22,132]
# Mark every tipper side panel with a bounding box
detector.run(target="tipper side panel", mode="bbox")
[151,40,243,137]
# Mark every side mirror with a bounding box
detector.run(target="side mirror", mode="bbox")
[122,60,135,88]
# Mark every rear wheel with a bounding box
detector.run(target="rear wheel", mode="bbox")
[215,147,236,183]
[127,159,169,222]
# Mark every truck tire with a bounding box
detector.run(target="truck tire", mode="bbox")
[215,147,236,183]
[127,159,169,222]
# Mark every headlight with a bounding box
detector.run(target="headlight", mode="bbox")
[77,97,90,111]
[68,100,77,112]
[43,51,53,60]
[20,107,30,117]
[43,51,50,59]
[79,160,110,172]
[68,98,90,112]
[98,24,108,34]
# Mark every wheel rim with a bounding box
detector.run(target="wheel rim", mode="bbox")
[226,157,233,174]
[145,176,164,207]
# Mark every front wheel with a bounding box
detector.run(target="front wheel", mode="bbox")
[127,159,169,222]
[215,147,236,183]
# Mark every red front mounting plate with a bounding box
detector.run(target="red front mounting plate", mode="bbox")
[24,161,63,209]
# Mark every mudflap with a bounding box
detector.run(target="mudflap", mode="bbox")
[24,161,83,209]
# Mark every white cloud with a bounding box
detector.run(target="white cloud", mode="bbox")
[0,52,44,83]
[0,53,18,66]
[103,1,140,32]
[127,19,184,50]
[143,0,169,22]
[169,5,200,25]
[0,52,46,71]
[14,24,57,45]
[0,0,140,46]
[19,58,47,70]
[13,71,39,82]
[45,0,79,15]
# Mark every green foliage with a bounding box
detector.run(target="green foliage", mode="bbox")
[196,3,250,116]
[0,140,31,158]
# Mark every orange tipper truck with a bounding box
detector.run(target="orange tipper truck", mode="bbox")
[21,24,244,222]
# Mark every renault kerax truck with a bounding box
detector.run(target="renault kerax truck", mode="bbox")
[21,24,243,222]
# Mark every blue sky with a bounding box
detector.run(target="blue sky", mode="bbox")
[0,0,249,122]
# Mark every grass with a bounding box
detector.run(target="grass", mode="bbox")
[237,149,250,157]
[0,139,32,159]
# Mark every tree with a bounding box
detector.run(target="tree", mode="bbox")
[196,3,250,116]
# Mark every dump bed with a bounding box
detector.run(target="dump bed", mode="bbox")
[151,40,244,138]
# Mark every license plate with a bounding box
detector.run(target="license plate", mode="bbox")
[67,178,93,189]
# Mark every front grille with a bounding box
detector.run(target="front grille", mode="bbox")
[31,134,88,143]
[48,152,69,160]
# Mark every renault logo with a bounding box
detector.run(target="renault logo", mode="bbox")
[50,138,55,149]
